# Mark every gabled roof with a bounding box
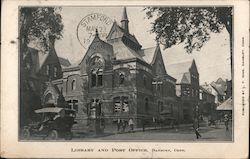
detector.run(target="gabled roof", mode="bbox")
[138,46,157,64]
[182,72,191,84]
[121,7,128,21]
[112,40,145,61]
[58,57,71,68]
[25,47,50,73]
[79,30,113,66]
[200,86,214,95]
[216,97,232,110]
[211,82,227,95]
[166,60,194,84]
[45,82,61,96]
[106,21,141,48]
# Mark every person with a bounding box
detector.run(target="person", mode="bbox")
[142,119,145,132]
[100,112,105,130]
[122,119,127,133]
[117,118,121,133]
[193,118,202,139]
[224,114,229,131]
[152,117,156,128]
[128,118,134,132]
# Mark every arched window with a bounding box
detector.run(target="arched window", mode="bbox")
[54,67,57,77]
[44,93,54,105]
[91,68,103,87]
[89,56,104,87]
[46,65,50,75]
[145,98,149,113]
[71,80,76,90]
[119,72,125,85]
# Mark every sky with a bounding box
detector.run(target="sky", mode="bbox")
[55,7,231,84]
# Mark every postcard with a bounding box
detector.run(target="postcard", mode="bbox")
[1,0,249,158]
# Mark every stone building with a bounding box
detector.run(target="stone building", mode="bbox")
[43,7,177,131]
[167,59,200,123]
[21,40,64,126]
[199,86,216,117]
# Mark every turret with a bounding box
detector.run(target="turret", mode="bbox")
[121,7,129,33]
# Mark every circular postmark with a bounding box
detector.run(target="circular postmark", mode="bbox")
[76,13,113,49]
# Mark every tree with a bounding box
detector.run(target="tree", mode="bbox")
[19,7,64,127]
[20,7,63,55]
[144,7,232,60]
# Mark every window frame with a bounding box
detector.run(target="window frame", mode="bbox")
[71,79,76,90]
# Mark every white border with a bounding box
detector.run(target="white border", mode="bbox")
[1,0,249,158]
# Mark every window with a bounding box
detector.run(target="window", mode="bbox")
[91,69,103,87]
[89,56,104,87]
[119,72,125,85]
[71,80,76,90]
[145,98,149,113]
[46,65,50,75]
[113,96,129,113]
[91,71,96,87]
[170,103,173,114]
[54,67,57,77]
[158,101,163,113]
[67,99,78,112]
[89,99,102,118]
[156,84,161,91]
[97,69,103,86]
[183,87,190,96]
[73,100,78,112]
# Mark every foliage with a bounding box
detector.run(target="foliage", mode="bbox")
[144,7,232,53]
[20,7,64,53]
[19,7,64,127]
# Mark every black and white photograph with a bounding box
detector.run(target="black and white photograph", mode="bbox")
[1,0,249,158]
[19,6,233,141]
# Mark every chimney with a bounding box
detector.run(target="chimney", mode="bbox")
[121,7,129,33]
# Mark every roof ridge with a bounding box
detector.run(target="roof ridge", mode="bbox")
[142,46,157,50]
[167,60,193,66]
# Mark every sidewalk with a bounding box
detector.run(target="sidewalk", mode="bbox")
[72,122,198,138]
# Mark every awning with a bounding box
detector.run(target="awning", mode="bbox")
[216,97,232,111]
[35,107,63,113]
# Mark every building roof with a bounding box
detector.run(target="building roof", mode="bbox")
[138,46,159,65]
[166,60,193,84]
[216,97,232,110]
[25,47,50,73]
[200,86,214,95]
[112,40,145,61]
[58,57,71,67]
[211,82,227,96]
[107,21,141,48]
[121,7,128,21]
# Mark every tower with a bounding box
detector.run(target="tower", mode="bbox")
[121,7,129,33]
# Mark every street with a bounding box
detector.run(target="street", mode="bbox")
[21,122,232,141]
[72,122,232,141]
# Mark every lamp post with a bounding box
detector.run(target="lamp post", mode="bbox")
[196,104,199,128]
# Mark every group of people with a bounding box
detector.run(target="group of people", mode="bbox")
[117,118,134,133]
[193,113,230,139]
